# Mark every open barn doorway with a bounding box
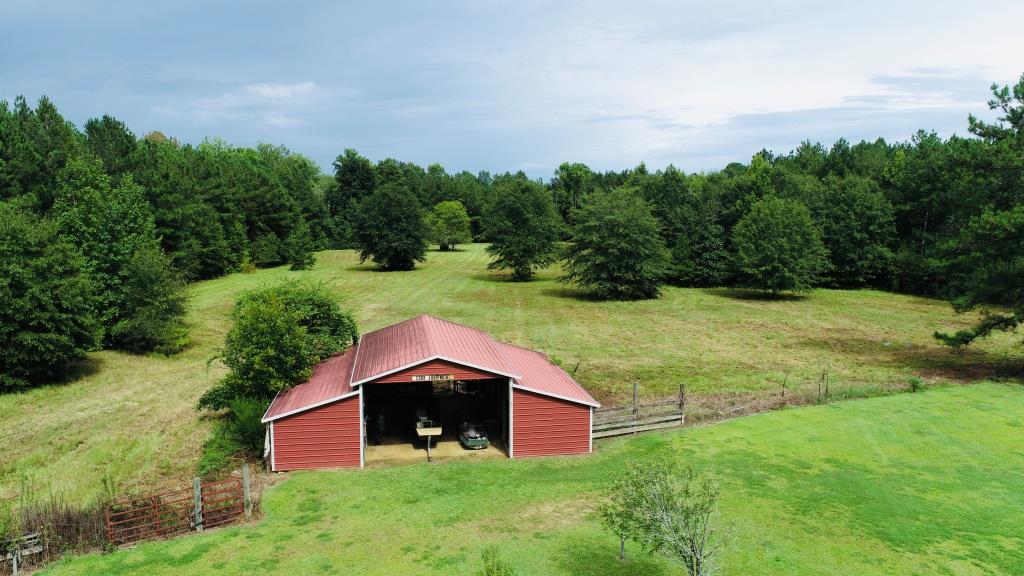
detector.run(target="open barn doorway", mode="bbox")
[362,377,509,465]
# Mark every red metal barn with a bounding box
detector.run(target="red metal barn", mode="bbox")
[262,315,599,470]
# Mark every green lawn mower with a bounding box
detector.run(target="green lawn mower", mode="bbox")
[458,421,489,450]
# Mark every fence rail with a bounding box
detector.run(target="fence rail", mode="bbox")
[593,383,685,438]
[104,466,253,546]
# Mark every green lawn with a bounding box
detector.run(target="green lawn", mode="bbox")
[41,384,1024,576]
[1,244,1019,509]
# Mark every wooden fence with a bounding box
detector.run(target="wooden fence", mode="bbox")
[593,383,685,438]
[104,465,255,546]
[2,533,42,576]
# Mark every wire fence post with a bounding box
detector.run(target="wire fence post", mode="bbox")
[193,477,203,532]
[242,464,253,521]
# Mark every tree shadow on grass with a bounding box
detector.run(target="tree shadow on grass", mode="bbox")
[552,533,671,576]
[540,286,607,302]
[705,287,807,302]
[344,264,421,273]
[46,356,104,388]
[799,335,1024,382]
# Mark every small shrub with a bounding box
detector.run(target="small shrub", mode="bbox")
[197,423,246,478]
[226,397,268,456]
[908,376,924,393]
[478,546,517,576]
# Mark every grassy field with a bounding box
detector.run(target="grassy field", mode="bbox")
[1,244,1019,509]
[40,383,1024,576]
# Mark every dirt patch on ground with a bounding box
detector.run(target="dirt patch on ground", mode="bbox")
[474,497,599,534]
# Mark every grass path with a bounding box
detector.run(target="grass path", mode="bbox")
[41,384,1024,576]
[1,245,1019,508]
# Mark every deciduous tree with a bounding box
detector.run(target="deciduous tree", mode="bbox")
[482,175,561,281]
[426,200,472,250]
[732,197,829,294]
[354,182,428,270]
[562,188,669,299]
[0,204,100,391]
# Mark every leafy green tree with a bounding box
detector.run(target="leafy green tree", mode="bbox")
[551,162,595,224]
[562,188,669,299]
[669,198,728,287]
[818,175,895,287]
[732,197,829,294]
[354,182,428,270]
[285,218,317,270]
[482,175,562,281]
[108,244,189,354]
[198,281,358,410]
[426,200,472,250]
[54,157,188,352]
[601,460,721,576]
[0,204,101,391]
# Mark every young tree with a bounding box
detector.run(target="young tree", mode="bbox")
[732,197,830,294]
[477,547,518,576]
[198,281,358,410]
[285,218,317,270]
[482,175,562,281]
[601,461,721,576]
[562,188,669,299]
[108,244,189,354]
[354,182,428,270]
[426,200,472,251]
[0,204,101,391]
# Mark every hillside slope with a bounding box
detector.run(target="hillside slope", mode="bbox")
[1,245,1018,508]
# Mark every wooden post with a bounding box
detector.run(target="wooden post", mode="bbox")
[11,546,17,576]
[631,383,640,434]
[193,477,203,532]
[679,383,686,423]
[242,464,253,521]
[619,537,625,560]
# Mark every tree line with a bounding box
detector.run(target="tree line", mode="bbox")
[2,74,1021,391]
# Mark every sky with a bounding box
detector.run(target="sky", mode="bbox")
[2,0,1023,178]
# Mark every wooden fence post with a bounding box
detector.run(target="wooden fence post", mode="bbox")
[242,464,252,521]
[679,383,686,423]
[632,382,639,416]
[193,477,203,532]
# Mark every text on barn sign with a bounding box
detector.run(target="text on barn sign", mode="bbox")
[411,374,454,382]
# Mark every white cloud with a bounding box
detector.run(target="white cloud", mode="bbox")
[157,80,330,129]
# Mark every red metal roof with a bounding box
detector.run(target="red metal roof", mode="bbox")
[262,347,357,421]
[350,315,520,384]
[262,315,598,422]
[497,342,600,407]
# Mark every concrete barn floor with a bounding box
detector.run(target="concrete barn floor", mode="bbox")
[364,433,508,467]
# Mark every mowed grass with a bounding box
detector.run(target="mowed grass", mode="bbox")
[41,384,1024,576]
[1,244,1019,508]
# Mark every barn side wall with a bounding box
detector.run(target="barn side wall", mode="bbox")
[272,395,362,470]
[373,358,500,383]
[512,388,591,457]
